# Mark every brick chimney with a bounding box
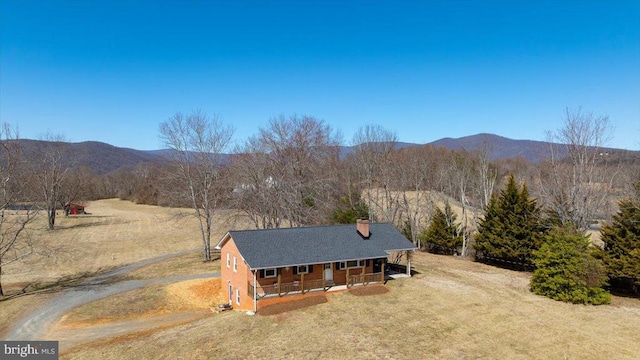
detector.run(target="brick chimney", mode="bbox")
[357,219,370,239]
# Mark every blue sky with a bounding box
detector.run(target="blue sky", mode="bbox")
[1,0,639,151]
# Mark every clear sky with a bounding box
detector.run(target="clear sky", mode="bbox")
[1,0,639,151]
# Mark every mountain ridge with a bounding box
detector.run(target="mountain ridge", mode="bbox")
[11,134,637,174]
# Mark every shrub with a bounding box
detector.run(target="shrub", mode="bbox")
[531,227,611,305]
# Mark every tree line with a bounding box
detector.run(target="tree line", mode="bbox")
[1,108,638,300]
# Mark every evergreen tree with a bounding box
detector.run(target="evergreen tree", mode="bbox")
[420,202,462,255]
[597,198,640,296]
[331,193,370,224]
[474,174,545,270]
[531,227,611,305]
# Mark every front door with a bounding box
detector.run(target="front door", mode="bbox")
[373,258,383,273]
[324,263,333,281]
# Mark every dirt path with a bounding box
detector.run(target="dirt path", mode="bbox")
[3,250,219,349]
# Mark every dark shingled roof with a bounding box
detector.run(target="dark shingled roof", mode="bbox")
[220,223,417,270]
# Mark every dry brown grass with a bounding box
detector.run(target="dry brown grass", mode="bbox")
[3,199,247,287]
[4,199,639,359]
[62,278,226,326]
[62,252,640,360]
[125,253,220,280]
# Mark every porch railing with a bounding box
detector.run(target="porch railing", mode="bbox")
[348,272,384,287]
[248,272,384,299]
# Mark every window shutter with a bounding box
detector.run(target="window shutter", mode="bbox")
[293,266,298,275]
[335,262,341,270]
[277,268,281,276]
[366,259,370,267]
[260,269,265,278]
[308,264,313,273]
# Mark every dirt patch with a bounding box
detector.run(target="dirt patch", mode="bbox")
[258,295,328,316]
[349,285,389,296]
[165,278,226,310]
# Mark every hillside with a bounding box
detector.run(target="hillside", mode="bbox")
[10,134,639,175]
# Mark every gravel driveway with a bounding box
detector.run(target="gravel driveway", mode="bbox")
[3,250,219,349]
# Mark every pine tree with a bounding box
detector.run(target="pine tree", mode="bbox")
[531,227,611,305]
[420,202,462,255]
[474,174,545,270]
[331,193,370,224]
[597,198,640,296]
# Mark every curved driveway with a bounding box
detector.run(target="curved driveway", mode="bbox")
[3,250,220,345]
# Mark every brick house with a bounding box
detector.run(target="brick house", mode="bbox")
[215,219,417,312]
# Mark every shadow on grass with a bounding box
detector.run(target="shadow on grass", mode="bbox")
[55,217,133,230]
[0,267,121,302]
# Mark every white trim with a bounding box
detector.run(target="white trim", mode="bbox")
[263,268,277,278]
[338,260,364,270]
[253,271,257,312]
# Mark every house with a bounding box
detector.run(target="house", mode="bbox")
[215,219,417,312]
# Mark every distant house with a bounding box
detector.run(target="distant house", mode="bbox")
[64,202,86,215]
[215,219,417,312]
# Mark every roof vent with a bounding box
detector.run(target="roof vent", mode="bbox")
[357,219,370,239]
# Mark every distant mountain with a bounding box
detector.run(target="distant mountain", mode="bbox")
[428,133,551,162]
[14,139,165,175]
[11,134,637,175]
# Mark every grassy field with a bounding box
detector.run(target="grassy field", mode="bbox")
[2,199,639,359]
[63,254,640,360]
[0,199,244,335]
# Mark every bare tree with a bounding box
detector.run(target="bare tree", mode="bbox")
[159,111,233,261]
[542,108,618,230]
[352,124,402,224]
[477,138,497,211]
[232,115,341,228]
[393,146,434,248]
[0,123,37,296]
[36,134,71,230]
[447,150,476,257]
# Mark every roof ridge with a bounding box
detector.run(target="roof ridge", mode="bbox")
[229,222,391,234]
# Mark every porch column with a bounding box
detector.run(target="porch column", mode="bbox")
[278,274,282,297]
[346,268,350,288]
[253,270,257,313]
[381,262,385,282]
[301,273,305,293]
[406,251,411,276]
[361,265,366,285]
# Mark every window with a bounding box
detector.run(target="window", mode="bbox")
[226,253,230,268]
[338,260,364,270]
[233,256,237,272]
[236,288,240,305]
[297,265,309,274]
[263,268,277,278]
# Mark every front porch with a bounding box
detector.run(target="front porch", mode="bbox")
[248,271,385,300]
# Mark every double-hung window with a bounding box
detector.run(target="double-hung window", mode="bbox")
[226,253,230,268]
[233,256,237,272]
